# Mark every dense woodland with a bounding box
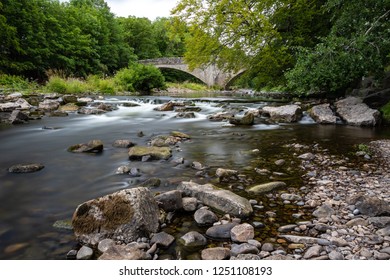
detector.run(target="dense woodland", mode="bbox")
[1,0,389,95]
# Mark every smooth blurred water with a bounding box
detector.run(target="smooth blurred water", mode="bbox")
[0,95,389,259]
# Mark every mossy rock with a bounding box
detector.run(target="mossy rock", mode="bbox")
[246,181,287,194]
[128,146,172,160]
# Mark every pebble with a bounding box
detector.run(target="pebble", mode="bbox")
[76,246,93,260]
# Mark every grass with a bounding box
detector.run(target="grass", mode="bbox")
[166,82,210,91]
[0,74,39,93]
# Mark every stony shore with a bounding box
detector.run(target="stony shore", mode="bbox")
[70,138,390,260]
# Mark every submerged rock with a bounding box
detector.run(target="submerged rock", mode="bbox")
[246,181,286,194]
[72,187,160,245]
[179,231,207,248]
[8,163,44,173]
[178,181,253,218]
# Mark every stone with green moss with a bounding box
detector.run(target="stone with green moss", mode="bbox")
[128,146,172,160]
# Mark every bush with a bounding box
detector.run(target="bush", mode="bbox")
[45,76,68,94]
[0,74,31,91]
[115,64,166,93]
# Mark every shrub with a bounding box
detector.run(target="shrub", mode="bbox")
[0,74,31,91]
[380,101,390,124]
[45,76,68,94]
[115,64,166,93]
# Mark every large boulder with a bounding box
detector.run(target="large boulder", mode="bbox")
[72,187,160,245]
[262,105,302,123]
[229,112,255,125]
[309,104,337,124]
[9,110,29,124]
[178,181,253,218]
[335,97,380,126]
[38,99,60,111]
[128,146,172,160]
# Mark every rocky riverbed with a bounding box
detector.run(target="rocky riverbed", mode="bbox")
[69,137,390,260]
[1,92,389,260]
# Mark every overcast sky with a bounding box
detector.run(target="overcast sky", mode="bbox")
[60,0,179,20]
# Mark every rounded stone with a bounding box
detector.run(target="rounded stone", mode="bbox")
[194,208,219,225]
[179,231,207,248]
[76,245,94,260]
[230,223,255,243]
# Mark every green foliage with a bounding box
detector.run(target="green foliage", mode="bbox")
[0,74,32,91]
[115,64,166,93]
[286,0,390,95]
[166,82,208,91]
[380,101,390,123]
[172,0,330,88]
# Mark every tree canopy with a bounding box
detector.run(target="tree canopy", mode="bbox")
[172,0,390,94]
[0,0,185,81]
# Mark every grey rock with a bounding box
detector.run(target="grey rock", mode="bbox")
[201,247,231,260]
[261,243,274,252]
[178,181,253,218]
[231,243,259,256]
[206,223,237,240]
[328,250,344,260]
[309,104,337,124]
[230,254,260,260]
[113,140,135,148]
[38,99,60,111]
[262,105,302,123]
[98,239,115,253]
[230,223,255,243]
[116,165,130,174]
[263,255,294,260]
[346,218,369,227]
[68,140,104,153]
[278,224,298,233]
[279,235,329,245]
[150,232,175,248]
[194,208,218,226]
[368,216,390,228]
[179,231,207,248]
[298,153,315,160]
[72,187,160,245]
[312,204,335,218]
[182,197,198,212]
[98,244,151,260]
[229,112,255,125]
[215,168,239,182]
[280,193,302,201]
[76,246,94,260]
[8,163,44,173]
[354,196,390,217]
[138,178,161,188]
[155,190,183,212]
[376,226,390,236]
[9,110,29,124]
[335,97,380,126]
[373,251,390,260]
[303,245,322,259]
[207,112,235,122]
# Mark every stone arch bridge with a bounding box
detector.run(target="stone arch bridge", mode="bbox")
[139,57,245,89]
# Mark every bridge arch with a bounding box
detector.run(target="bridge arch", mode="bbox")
[139,57,245,89]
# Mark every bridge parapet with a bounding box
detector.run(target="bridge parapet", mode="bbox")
[139,57,185,65]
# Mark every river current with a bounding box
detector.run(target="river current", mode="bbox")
[0,95,389,259]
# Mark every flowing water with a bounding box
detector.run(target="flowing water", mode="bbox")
[0,95,389,259]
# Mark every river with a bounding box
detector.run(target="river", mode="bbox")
[0,95,389,259]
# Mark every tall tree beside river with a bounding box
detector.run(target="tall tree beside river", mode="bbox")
[172,0,331,89]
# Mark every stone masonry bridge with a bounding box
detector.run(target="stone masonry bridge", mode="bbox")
[139,57,245,89]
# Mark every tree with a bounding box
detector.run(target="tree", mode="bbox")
[286,0,390,95]
[118,16,161,60]
[172,0,330,89]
